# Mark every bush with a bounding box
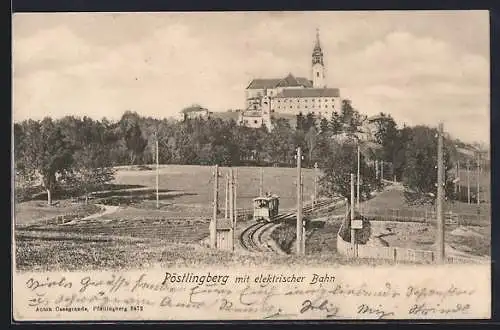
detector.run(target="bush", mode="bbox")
[338,210,371,244]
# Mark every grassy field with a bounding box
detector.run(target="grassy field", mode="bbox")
[112,164,317,210]
[14,200,102,226]
[14,165,490,270]
[362,183,491,223]
[14,165,324,271]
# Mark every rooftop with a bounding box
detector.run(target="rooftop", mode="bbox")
[246,73,313,89]
[181,104,208,114]
[276,88,340,98]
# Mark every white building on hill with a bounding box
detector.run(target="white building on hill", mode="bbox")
[240,29,342,129]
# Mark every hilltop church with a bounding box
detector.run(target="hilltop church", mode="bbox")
[238,29,342,130]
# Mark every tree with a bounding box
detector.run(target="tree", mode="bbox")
[402,125,454,204]
[124,122,148,165]
[67,119,117,203]
[318,139,377,203]
[296,112,306,131]
[304,126,318,167]
[319,118,329,134]
[372,113,402,180]
[36,118,74,205]
[329,111,342,134]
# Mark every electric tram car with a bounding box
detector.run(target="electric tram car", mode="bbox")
[253,194,280,222]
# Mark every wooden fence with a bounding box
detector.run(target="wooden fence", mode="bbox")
[360,207,490,227]
[336,223,486,264]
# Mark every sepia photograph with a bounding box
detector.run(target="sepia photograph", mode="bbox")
[12,10,491,321]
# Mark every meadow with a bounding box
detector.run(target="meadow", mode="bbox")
[112,164,317,211]
[14,165,491,270]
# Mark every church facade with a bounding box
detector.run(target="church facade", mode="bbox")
[238,30,342,129]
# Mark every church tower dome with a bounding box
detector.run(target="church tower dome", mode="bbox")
[312,28,326,88]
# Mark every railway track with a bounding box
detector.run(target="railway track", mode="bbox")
[239,197,344,253]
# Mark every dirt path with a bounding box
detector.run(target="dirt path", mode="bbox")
[61,204,121,225]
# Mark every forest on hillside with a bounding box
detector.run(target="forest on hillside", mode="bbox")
[14,99,488,205]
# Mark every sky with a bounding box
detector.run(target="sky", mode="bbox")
[12,11,490,144]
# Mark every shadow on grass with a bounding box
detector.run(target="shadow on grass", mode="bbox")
[19,183,147,202]
[16,235,114,243]
[95,190,198,206]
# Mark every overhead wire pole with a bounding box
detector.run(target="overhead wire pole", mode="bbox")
[234,168,238,245]
[313,162,318,211]
[229,168,235,251]
[467,160,471,204]
[301,173,306,255]
[155,132,159,209]
[381,160,384,182]
[457,160,461,193]
[210,164,219,249]
[296,147,303,256]
[436,123,445,263]
[259,167,264,196]
[357,144,360,210]
[477,152,481,205]
[350,173,356,256]
[225,172,229,220]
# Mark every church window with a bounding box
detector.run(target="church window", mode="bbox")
[316,72,319,77]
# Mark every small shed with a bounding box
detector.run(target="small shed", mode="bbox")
[216,218,234,251]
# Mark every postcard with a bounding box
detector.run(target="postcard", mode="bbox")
[12,10,491,321]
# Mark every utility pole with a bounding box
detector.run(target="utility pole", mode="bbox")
[457,160,461,193]
[155,133,159,209]
[477,152,481,205]
[301,174,306,255]
[313,162,318,211]
[350,173,356,256]
[455,162,459,195]
[296,147,303,255]
[436,123,445,263]
[229,168,234,251]
[234,168,238,227]
[381,160,384,182]
[467,160,471,204]
[224,173,229,220]
[210,165,219,249]
[259,167,264,196]
[357,144,360,209]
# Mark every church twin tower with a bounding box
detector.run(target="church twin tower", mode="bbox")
[312,28,326,88]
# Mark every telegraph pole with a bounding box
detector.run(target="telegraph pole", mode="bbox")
[467,160,471,204]
[455,162,459,195]
[436,123,445,263]
[457,160,461,193]
[210,165,219,249]
[234,169,238,226]
[296,147,303,255]
[357,145,360,209]
[381,160,384,182]
[301,174,306,255]
[313,162,318,211]
[224,173,229,220]
[229,168,234,251]
[350,173,356,255]
[259,167,264,196]
[155,134,159,209]
[477,153,481,205]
